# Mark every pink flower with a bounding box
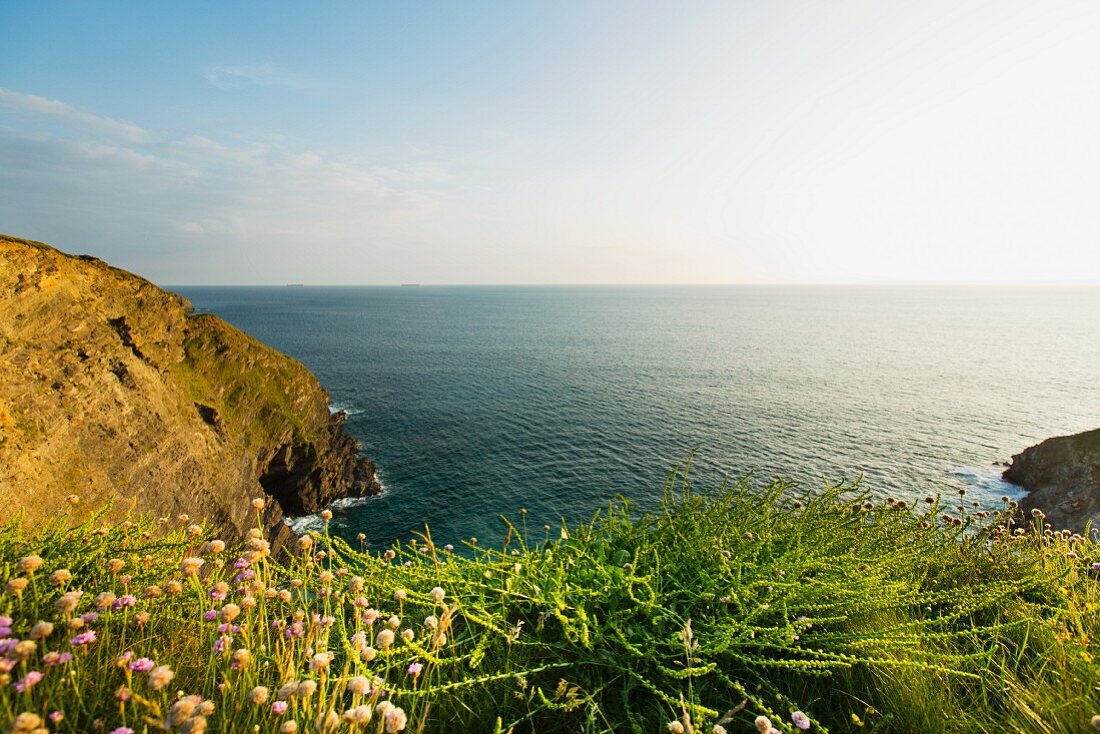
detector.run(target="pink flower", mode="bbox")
[71,630,97,646]
[129,657,155,673]
[112,595,137,610]
[407,662,423,676]
[48,711,63,723]
[204,610,218,622]
[272,700,288,715]
[13,670,43,692]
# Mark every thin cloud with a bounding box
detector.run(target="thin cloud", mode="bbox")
[0,88,149,144]
[203,64,328,92]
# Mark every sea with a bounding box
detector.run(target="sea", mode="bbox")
[173,285,1100,550]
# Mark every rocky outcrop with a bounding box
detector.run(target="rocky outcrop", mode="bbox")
[0,234,380,549]
[1003,429,1100,533]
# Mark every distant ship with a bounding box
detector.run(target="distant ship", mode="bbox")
[400,283,421,287]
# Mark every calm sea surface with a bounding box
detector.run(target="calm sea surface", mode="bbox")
[173,286,1100,549]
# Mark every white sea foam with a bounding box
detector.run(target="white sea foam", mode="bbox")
[329,402,364,416]
[948,466,1026,501]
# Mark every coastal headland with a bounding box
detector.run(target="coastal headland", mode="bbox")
[0,234,380,550]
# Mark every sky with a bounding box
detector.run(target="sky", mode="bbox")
[1,1,1099,285]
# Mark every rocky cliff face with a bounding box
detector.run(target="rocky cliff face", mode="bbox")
[1004,429,1100,533]
[0,234,380,548]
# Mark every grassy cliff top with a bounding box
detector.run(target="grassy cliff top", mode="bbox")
[0,467,1097,733]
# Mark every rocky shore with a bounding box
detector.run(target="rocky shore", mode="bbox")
[0,234,380,550]
[1004,428,1100,534]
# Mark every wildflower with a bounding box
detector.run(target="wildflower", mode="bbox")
[277,682,299,700]
[383,550,396,561]
[106,558,126,574]
[112,594,137,610]
[207,539,226,555]
[149,664,175,689]
[309,652,332,672]
[221,603,241,623]
[393,588,407,602]
[208,581,230,601]
[345,706,373,725]
[321,509,333,522]
[250,685,269,704]
[362,608,380,626]
[1092,714,1100,730]
[384,706,408,733]
[43,651,72,666]
[5,578,28,597]
[16,556,43,574]
[431,632,448,648]
[181,557,205,576]
[13,670,43,693]
[376,629,395,648]
[388,615,401,629]
[49,568,72,586]
[130,657,155,673]
[319,571,334,586]
[755,716,773,733]
[110,728,135,734]
[49,711,63,723]
[667,722,685,734]
[204,610,218,622]
[166,579,184,595]
[348,675,371,696]
[71,630,97,646]
[429,586,445,603]
[445,543,454,551]
[29,621,53,640]
[358,532,367,542]
[424,615,438,629]
[252,497,266,510]
[298,679,317,699]
[281,722,298,734]
[791,711,811,730]
[407,662,422,676]
[115,685,132,701]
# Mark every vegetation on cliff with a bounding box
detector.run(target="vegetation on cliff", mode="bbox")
[0,234,379,546]
[2,466,1098,733]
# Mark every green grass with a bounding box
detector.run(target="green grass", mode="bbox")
[2,464,1099,733]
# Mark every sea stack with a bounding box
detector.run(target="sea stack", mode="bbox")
[0,234,381,549]
[1004,428,1100,534]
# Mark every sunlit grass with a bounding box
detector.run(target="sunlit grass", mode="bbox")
[2,464,1099,733]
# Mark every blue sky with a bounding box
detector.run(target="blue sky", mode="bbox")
[2,1,1099,284]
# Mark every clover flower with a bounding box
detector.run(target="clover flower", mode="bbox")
[791,711,811,730]
[407,662,423,677]
[310,652,332,672]
[430,586,445,603]
[249,686,269,704]
[376,629,395,648]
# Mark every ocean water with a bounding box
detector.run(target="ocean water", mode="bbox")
[174,285,1100,550]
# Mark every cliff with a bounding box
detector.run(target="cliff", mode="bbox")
[0,234,380,547]
[1003,428,1100,533]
